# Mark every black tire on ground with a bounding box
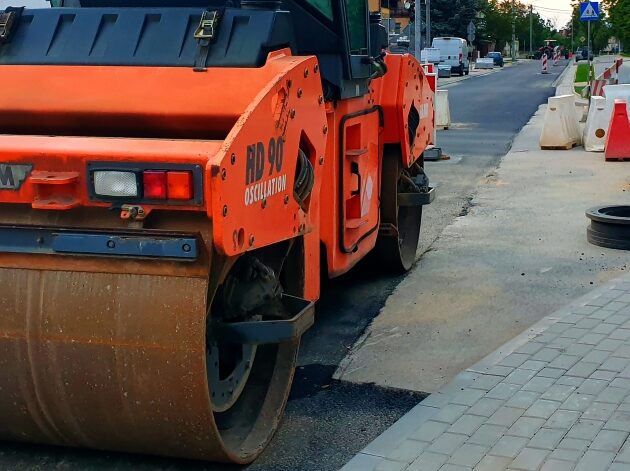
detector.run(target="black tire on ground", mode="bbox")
[371,145,423,272]
[586,206,630,251]
[206,245,305,463]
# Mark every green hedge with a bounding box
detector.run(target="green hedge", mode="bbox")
[574,63,594,94]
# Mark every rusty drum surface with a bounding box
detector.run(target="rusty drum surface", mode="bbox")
[0,207,298,463]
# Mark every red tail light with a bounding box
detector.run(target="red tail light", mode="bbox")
[143,171,167,199]
[167,171,193,200]
[89,163,200,204]
[459,53,463,62]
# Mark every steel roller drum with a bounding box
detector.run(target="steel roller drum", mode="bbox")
[0,207,298,463]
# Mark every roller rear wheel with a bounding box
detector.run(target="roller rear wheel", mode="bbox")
[207,254,300,463]
[373,145,424,272]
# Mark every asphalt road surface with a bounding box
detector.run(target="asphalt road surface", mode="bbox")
[417,58,564,280]
[0,59,565,471]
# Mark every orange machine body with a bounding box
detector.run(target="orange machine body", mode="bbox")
[0,50,434,297]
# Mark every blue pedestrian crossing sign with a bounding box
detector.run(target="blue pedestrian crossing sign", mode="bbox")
[580,1,599,21]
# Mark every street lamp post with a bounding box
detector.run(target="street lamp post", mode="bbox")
[414,0,422,60]
[511,0,517,61]
[529,5,533,58]
[426,0,431,47]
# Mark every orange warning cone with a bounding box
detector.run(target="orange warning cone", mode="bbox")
[605,99,630,161]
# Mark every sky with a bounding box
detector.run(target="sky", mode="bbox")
[2,0,577,30]
[521,0,574,29]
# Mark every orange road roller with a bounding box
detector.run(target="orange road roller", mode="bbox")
[0,0,435,463]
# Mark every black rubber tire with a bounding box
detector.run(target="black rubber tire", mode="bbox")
[371,145,423,272]
[586,206,630,250]
[207,253,301,464]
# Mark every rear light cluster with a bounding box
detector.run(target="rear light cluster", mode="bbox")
[92,169,194,201]
[143,171,193,200]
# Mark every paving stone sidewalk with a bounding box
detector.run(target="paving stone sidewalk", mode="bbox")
[340,274,630,471]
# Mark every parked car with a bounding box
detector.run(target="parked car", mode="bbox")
[432,37,470,76]
[575,47,594,62]
[486,51,504,67]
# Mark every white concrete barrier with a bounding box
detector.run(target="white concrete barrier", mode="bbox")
[583,96,609,152]
[604,84,630,116]
[579,84,630,152]
[476,58,494,69]
[435,90,451,130]
[540,95,582,150]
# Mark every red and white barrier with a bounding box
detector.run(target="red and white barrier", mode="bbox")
[605,99,630,161]
[592,58,624,97]
[422,63,437,93]
[553,51,559,66]
[541,54,548,74]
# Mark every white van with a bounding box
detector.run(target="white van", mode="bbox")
[431,37,470,76]
[420,48,441,65]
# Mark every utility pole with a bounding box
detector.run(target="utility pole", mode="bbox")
[425,0,431,47]
[529,5,533,58]
[511,0,517,61]
[587,19,591,81]
[414,0,422,60]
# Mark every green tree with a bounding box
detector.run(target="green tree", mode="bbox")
[604,0,630,48]
[476,0,557,52]
[430,0,477,38]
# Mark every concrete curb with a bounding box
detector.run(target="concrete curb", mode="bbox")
[552,60,573,88]
[339,273,630,470]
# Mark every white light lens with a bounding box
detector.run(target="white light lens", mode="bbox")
[93,171,138,197]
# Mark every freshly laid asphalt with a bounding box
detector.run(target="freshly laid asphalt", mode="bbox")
[0,60,565,471]
[416,58,564,261]
[438,59,564,158]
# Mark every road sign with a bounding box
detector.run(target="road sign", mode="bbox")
[467,21,475,43]
[580,1,599,21]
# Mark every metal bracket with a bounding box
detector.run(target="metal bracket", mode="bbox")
[193,9,222,72]
[0,8,22,45]
[194,10,220,40]
[210,294,315,345]
[398,187,436,207]
[0,224,199,260]
[120,205,147,221]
